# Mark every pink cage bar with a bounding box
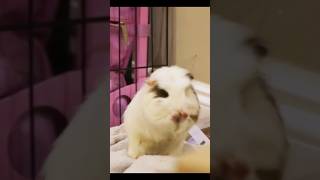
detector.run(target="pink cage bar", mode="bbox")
[109,7,149,127]
[0,5,149,180]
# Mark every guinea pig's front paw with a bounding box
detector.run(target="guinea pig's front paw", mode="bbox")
[172,110,188,123]
[127,147,141,159]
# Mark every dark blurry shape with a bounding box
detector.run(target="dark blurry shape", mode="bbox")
[245,37,268,58]
[255,168,282,180]
[216,156,249,180]
[1,0,108,179]
[0,0,58,27]
[212,14,288,180]
[124,54,134,84]
[42,83,107,180]
[46,0,73,75]
[85,0,106,18]
[213,0,320,179]
[0,31,52,98]
[70,21,108,96]
[8,106,67,178]
[0,68,83,179]
[148,7,169,66]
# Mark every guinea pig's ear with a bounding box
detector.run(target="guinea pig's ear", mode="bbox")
[245,37,268,58]
[186,73,194,80]
[145,78,157,87]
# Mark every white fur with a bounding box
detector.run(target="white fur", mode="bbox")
[124,66,200,158]
[212,15,287,179]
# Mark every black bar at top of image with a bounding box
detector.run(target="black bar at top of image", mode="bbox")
[110,0,211,7]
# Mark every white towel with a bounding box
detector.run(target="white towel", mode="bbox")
[109,124,196,173]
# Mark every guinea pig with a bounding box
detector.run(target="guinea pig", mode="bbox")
[123,66,200,159]
[212,15,262,93]
[212,15,288,180]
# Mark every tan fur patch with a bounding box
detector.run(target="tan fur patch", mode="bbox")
[190,113,199,122]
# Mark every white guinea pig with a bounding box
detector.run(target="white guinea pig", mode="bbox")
[123,65,200,159]
[212,15,288,180]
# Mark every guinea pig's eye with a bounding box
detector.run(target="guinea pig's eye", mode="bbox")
[151,85,169,98]
[156,88,169,98]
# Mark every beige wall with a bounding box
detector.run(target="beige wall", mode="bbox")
[170,7,210,84]
[214,0,320,73]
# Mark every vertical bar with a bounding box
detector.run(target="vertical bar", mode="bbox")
[81,0,87,99]
[27,0,36,178]
[118,7,121,124]
[166,7,169,66]
[151,8,154,72]
[146,9,150,76]
[107,5,111,128]
[136,7,148,80]
[135,8,138,92]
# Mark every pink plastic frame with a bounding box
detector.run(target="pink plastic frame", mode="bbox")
[109,7,149,127]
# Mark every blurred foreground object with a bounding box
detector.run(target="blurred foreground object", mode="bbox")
[176,145,210,173]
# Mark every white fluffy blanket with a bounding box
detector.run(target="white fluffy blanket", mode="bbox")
[110,124,197,173]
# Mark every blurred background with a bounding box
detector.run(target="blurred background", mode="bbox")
[215,0,320,72]
[170,7,210,84]
[0,0,107,179]
[214,1,320,179]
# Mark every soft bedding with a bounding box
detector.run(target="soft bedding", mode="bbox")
[110,124,198,173]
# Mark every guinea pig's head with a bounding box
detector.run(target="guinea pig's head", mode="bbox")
[139,66,200,131]
[212,15,268,92]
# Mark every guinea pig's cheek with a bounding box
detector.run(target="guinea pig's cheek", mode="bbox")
[155,98,164,104]
[182,117,194,126]
[145,100,166,119]
[153,99,167,110]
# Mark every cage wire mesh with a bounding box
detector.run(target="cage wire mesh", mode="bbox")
[0,3,169,179]
[0,0,107,179]
[0,3,213,177]
[109,7,169,126]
